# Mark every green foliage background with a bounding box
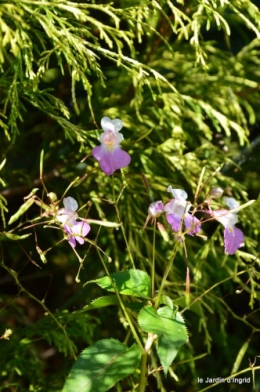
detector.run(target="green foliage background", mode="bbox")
[0,0,260,391]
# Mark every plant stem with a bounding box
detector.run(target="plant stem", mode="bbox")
[155,240,178,309]
[151,219,156,298]
[111,177,136,269]
[138,352,148,392]
[96,248,144,352]
[1,262,77,359]
[114,202,136,269]
[138,333,155,391]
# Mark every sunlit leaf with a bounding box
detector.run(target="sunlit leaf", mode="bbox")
[138,305,188,374]
[62,339,141,392]
[87,270,152,299]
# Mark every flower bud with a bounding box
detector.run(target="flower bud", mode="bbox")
[210,187,224,198]
[157,222,169,242]
[1,329,12,340]
[148,201,164,217]
[47,192,58,202]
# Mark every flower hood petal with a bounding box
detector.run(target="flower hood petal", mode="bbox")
[63,196,78,212]
[224,227,244,255]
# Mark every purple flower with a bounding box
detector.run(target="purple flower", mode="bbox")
[57,197,90,248]
[148,201,164,217]
[211,197,244,255]
[92,117,131,176]
[164,186,201,236]
[63,221,91,248]
[143,200,164,229]
[57,197,79,226]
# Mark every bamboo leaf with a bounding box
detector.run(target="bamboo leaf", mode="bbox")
[82,295,119,312]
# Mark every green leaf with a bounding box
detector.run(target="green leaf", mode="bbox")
[78,295,144,315]
[62,339,141,392]
[155,294,175,310]
[138,305,188,374]
[173,296,204,317]
[87,270,152,299]
[123,300,146,312]
[81,295,119,312]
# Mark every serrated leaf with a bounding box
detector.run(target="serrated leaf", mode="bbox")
[154,294,175,310]
[8,198,35,225]
[62,339,141,392]
[82,295,119,312]
[138,305,188,374]
[87,270,152,299]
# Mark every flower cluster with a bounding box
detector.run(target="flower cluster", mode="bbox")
[88,116,249,256]
[57,197,90,248]
[147,186,245,255]
[164,187,201,237]
[92,117,131,176]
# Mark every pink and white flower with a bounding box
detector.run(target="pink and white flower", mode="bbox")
[211,197,244,255]
[164,186,201,236]
[148,201,164,218]
[92,117,131,176]
[57,197,90,248]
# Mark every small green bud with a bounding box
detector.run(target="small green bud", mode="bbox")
[47,192,58,202]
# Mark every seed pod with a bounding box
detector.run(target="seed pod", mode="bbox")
[8,198,35,225]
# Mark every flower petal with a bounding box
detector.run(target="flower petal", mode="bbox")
[101,117,113,132]
[64,222,90,248]
[164,199,190,217]
[99,130,124,147]
[224,197,240,210]
[111,119,123,132]
[93,145,130,176]
[224,226,244,255]
[184,214,201,236]
[166,213,182,232]
[63,196,78,212]
[73,221,91,245]
[212,209,238,228]
[63,225,77,248]
[57,209,78,226]
[148,201,164,217]
[167,186,188,200]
